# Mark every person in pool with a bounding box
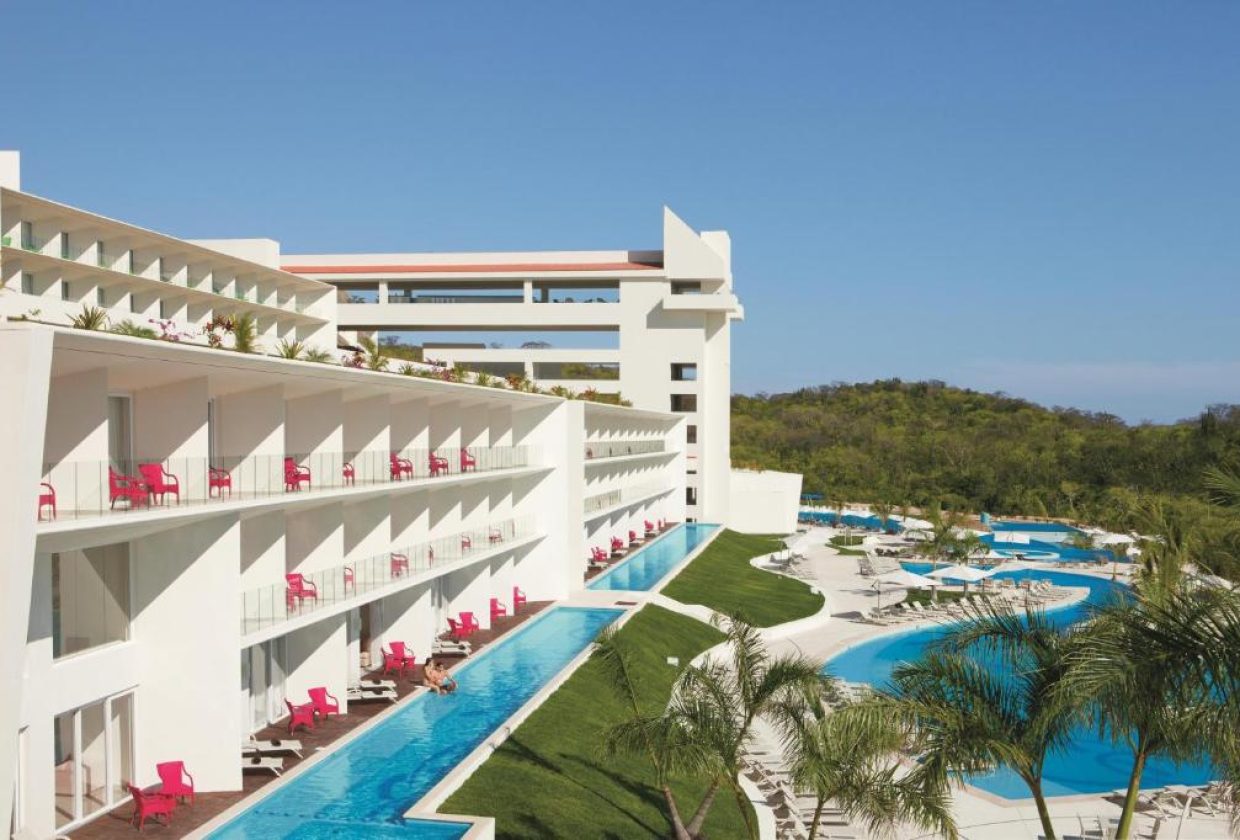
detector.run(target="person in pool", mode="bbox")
[423,660,457,695]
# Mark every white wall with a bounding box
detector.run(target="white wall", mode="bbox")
[727,469,802,535]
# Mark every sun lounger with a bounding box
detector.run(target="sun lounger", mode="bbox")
[242,738,303,758]
[347,686,398,703]
[358,679,397,691]
[242,755,284,776]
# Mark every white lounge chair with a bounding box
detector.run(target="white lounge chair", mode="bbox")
[242,738,303,758]
[357,679,396,691]
[242,754,284,776]
[347,686,398,703]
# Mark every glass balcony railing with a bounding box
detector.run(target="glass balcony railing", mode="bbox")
[584,481,669,515]
[584,440,666,460]
[240,515,536,634]
[36,446,535,522]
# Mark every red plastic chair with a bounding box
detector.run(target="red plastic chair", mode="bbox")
[285,699,316,734]
[610,536,624,554]
[126,783,175,831]
[284,457,311,491]
[460,611,481,636]
[208,466,232,497]
[591,547,608,563]
[460,448,477,472]
[447,617,470,640]
[489,529,503,544]
[644,519,655,534]
[285,573,318,609]
[381,646,407,676]
[155,760,195,805]
[343,565,355,593]
[109,467,149,509]
[388,641,417,673]
[461,535,473,551]
[38,482,56,520]
[428,451,449,477]
[390,452,413,480]
[307,687,340,719]
[342,462,355,486]
[490,597,508,622]
[139,463,181,505]
[629,530,640,545]
[390,553,410,578]
[513,586,528,611]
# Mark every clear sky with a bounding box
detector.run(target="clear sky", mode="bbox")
[5,1,1238,423]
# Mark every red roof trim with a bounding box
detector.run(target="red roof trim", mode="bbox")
[282,261,663,275]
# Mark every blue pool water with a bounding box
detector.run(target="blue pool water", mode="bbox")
[588,523,720,591]
[827,566,1213,798]
[991,520,1085,540]
[798,510,903,532]
[210,606,622,839]
[981,533,1116,563]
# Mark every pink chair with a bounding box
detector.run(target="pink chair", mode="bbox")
[342,462,355,486]
[390,452,413,480]
[428,451,449,477]
[208,466,232,498]
[591,547,608,563]
[109,467,149,509]
[461,535,473,551]
[126,783,175,831]
[285,699,315,734]
[490,597,508,622]
[285,573,318,610]
[644,519,655,534]
[155,761,195,805]
[381,646,407,677]
[390,553,410,578]
[38,482,56,520]
[460,449,477,472]
[343,565,355,593]
[489,528,503,544]
[307,687,340,720]
[610,536,624,554]
[459,612,481,636]
[284,457,311,491]
[139,463,181,505]
[446,617,469,641]
[387,641,417,674]
[513,586,528,611]
[629,529,640,545]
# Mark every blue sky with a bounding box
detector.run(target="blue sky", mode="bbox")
[5,1,1238,422]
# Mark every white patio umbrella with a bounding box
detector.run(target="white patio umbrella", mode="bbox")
[928,564,995,593]
[871,569,940,608]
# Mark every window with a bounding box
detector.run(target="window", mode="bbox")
[156,257,165,281]
[52,543,131,659]
[686,486,698,506]
[671,394,697,413]
[61,281,71,301]
[671,281,701,295]
[61,233,71,259]
[21,273,34,295]
[96,287,106,306]
[20,221,34,249]
[96,240,106,268]
[128,294,137,313]
[159,300,168,320]
[671,363,697,381]
[126,250,136,275]
[53,693,133,829]
[108,396,132,467]
[686,424,697,444]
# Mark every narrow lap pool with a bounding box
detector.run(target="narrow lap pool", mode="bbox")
[827,566,1214,798]
[209,606,622,839]
[587,523,719,591]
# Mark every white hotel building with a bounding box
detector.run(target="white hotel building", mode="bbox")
[0,151,793,837]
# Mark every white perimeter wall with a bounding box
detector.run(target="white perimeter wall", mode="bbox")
[727,469,802,535]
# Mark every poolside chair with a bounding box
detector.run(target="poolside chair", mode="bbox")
[37,482,56,520]
[109,467,149,508]
[459,612,481,636]
[490,597,508,622]
[285,699,315,734]
[347,686,397,704]
[390,553,410,577]
[308,687,341,719]
[138,462,181,505]
[513,586,527,611]
[446,617,470,642]
[126,783,176,831]
[283,457,311,491]
[342,461,355,486]
[644,519,655,534]
[241,755,284,776]
[390,452,413,480]
[208,465,232,497]
[242,738,303,758]
[460,448,477,472]
[285,573,318,610]
[610,536,625,555]
[428,451,449,477]
[387,641,417,672]
[155,760,195,805]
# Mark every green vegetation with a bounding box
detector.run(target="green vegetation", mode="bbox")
[443,606,752,839]
[829,534,864,547]
[661,530,824,626]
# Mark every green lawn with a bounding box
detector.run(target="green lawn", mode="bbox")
[829,534,865,547]
[442,605,752,839]
[661,529,825,627]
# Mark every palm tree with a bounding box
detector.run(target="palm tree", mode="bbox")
[883,602,1081,840]
[274,338,305,359]
[1061,586,1240,838]
[70,305,108,331]
[923,508,962,569]
[231,313,259,353]
[302,347,333,364]
[775,691,957,840]
[357,335,389,371]
[604,615,821,839]
[871,500,894,534]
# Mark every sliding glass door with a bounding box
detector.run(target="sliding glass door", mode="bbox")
[53,692,134,830]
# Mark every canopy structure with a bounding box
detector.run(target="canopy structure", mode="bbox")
[872,569,940,608]
[928,564,996,593]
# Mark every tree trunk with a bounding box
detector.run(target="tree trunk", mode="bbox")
[685,778,722,838]
[1114,750,1148,840]
[664,785,693,840]
[730,781,757,840]
[807,797,827,840]
[1027,776,1057,840]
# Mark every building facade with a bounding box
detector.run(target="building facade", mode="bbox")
[281,207,742,525]
[0,153,687,837]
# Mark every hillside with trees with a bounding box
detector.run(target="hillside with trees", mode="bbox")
[731,380,1240,525]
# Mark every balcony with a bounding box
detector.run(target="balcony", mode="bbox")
[241,516,537,635]
[584,440,667,460]
[36,446,536,525]
[584,481,672,516]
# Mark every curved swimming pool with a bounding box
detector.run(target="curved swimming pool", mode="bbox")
[826,566,1213,798]
[588,523,719,591]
